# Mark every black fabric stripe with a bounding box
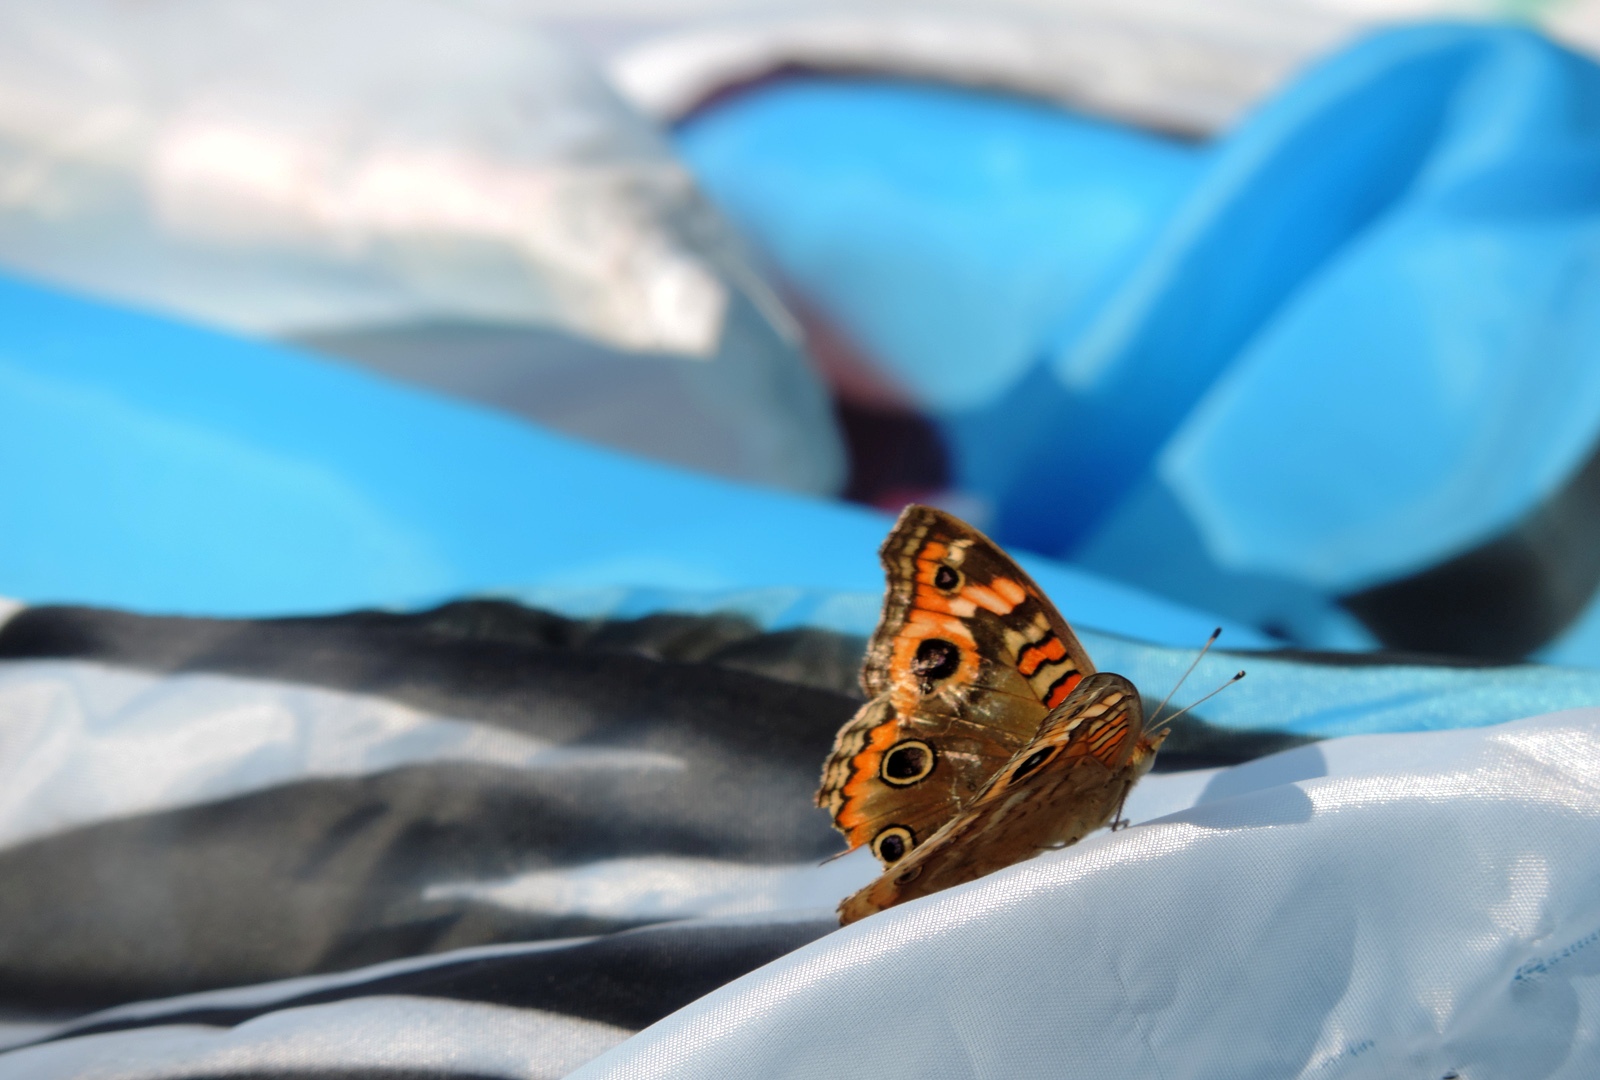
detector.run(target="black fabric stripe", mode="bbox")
[0,605,862,1013]
[0,601,1315,1011]
[0,603,862,799]
[0,600,1317,772]
[0,762,840,1011]
[0,599,868,702]
[0,607,862,1013]
[108,1072,510,1080]
[1342,435,1600,660]
[36,918,834,1042]
[0,599,1337,748]
[0,688,1295,1007]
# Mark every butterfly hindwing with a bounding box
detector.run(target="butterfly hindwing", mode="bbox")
[816,695,1031,861]
[838,673,1163,924]
[817,505,1098,866]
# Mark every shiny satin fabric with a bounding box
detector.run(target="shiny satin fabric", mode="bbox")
[573,709,1600,1080]
[5,600,1600,1077]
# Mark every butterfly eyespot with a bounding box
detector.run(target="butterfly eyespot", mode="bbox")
[880,740,935,786]
[894,865,923,886]
[1008,747,1055,785]
[872,826,914,864]
[933,564,961,591]
[910,638,960,685]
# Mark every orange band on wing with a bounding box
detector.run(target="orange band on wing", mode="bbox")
[1017,635,1067,676]
[836,717,904,844]
[905,608,974,642]
[1044,671,1084,708]
[911,543,983,617]
[888,609,980,713]
[1084,714,1130,765]
[911,591,963,616]
[911,544,951,587]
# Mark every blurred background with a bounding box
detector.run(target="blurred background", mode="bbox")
[14,9,1600,1071]
[4,0,1600,666]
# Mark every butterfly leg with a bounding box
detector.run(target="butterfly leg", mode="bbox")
[1109,782,1133,831]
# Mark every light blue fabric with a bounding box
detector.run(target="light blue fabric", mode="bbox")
[1086,629,1600,739]
[679,26,1600,659]
[676,80,1201,414]
[0,271,1257,649]
[1005,26,1513,553]
[1076,24,1600,610]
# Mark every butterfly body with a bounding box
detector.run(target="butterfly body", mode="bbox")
[817,506,1167,924]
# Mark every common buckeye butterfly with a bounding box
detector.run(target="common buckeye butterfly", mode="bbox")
[818,505,1176,924]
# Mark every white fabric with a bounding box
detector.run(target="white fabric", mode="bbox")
[425,853,880,922]
[0,0,721,354]
[603,4,1352,133]
[0,996,631,1079]
[29,937,606,1032]
[573,709,1600,1080]
[0,660,682,850]
[0,0,849,496]
[590,1,1600,130]
[414,758,1230,924]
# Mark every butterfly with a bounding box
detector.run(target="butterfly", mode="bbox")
[817,504,1172,925]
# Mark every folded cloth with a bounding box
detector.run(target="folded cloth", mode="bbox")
[0,268,1250,654]
[678,24,1600,665]
[571,707,1600,1080]
[6,640,1594,1077]
[0,0,847,494]
[2,598,1598,1079]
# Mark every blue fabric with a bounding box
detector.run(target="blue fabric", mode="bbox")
[1086,630,1600,739]
[676,80,1202,413]
[12,22,1600,1080]
[678,25,1600,658]
[0,271,1256,648]
[1073,26,1600,569]
[5,22,1597,666]
[1074,24,1600,649]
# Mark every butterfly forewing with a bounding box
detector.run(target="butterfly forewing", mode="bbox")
[838,673,1163,924]
[862,506,1095,710]
[817,505,1099,866]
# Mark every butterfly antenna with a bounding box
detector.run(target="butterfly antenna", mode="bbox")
[1148,627,1221,729]
[1150,670,1246,734]
[818,846,854,866]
